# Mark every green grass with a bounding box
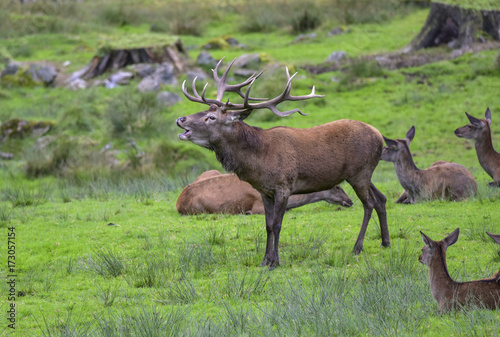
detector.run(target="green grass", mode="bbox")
[1,1,500,335]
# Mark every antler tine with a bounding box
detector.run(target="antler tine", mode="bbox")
[226,67,324,116]
[213,58,268,102]
[182,79,205,104]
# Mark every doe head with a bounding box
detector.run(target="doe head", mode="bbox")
[454,107,492,140]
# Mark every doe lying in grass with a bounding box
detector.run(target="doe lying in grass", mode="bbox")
[382,126,477,204]
[176,170,353,215]
[419,228,500,311]
[454,107,500,187]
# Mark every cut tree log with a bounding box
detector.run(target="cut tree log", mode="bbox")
[405,1,500,52]
[81,35,188,79]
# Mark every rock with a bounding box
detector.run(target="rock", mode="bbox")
[292,33,317,44]
[35,65,57,84]
[187,68,208,82]
[137,62,177,92]
[232,53,261,69]
[1,62,21,78]
[327,27,350,36]
[108,71,133,85]
[156,91,182,107]
[196,51,217,67]
[326,51,347,63]
[131,64,157,78]
[67,78,87,90]
[0,152,13,160]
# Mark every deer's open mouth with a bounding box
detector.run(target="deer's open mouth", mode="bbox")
[178,128,191,140]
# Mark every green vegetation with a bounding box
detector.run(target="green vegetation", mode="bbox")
[0,0,499,335]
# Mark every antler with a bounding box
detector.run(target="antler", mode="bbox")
[182,57,324,117]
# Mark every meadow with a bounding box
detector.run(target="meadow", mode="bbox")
[0,0,500,335]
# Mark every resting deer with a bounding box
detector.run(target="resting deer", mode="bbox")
[419,228,500,311]
[486,231,500,283]
[176,57,390,268]
[381,126,477,204]
[454,107,500,187]
[176,170,353,215]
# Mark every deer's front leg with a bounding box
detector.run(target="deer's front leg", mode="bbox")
[260,193,288,270]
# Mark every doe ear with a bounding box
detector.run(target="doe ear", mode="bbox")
[485,107,492,125]
[383,136,398,147]
[420,231,435,248]
[443,228,460,248]
[465,112,482,126]
[486,231,500,245]
[406,125,416,143]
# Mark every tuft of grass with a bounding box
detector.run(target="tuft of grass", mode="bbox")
[86,248,125,278]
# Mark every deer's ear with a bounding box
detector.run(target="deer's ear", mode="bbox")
[420,231,435,248]
[466,112,482,126]
[486,231,500,245]
[406,126,415,143]
[443,228,459,248]
[229,109,253,121]
[485,107,492,125]
[383,136,397,147]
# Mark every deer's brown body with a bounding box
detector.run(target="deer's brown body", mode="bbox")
[419,228,500,311]
[176,58,390,268]
[454,108,500,187]
[382,126,477,204]
[175,170,353,215]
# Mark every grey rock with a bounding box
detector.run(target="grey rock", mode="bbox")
[1,62,20,77]
[131,63,157,78]
[156,91,182,107]
[108,71,133,85]
[232,53,261,69]
[187,68,208,82]
[137,62,177,92]
[196,51,217,67]
[292,33,317,44]
[326,51,347,63]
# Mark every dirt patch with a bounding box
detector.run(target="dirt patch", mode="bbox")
[303,41,500,74]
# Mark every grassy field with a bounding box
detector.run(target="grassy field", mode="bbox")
[1,0,500,335]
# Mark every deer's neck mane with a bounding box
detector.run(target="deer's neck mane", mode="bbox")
[213,122,264,175]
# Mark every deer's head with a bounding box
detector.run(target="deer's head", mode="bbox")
[381,126,415,163]
[454,107,492,140]
[419,228,459,267]
[176,57,324,149]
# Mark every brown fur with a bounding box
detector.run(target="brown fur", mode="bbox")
[382,126,477,204]
[177,110,390,268]
[419,228,500,311]
[176,170,353,215]
[454,107,500,187]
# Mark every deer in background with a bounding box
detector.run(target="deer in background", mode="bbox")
[176,170,353,215]
[454,107,500,187]
[486,231,500,283]
[176,57,390,269]
[419,228,500,311]
[381,126,477,204]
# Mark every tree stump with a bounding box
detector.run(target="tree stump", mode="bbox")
[405,1,500,51]
[81,36,188,79]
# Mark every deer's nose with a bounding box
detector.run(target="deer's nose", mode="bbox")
[177,117,186,126]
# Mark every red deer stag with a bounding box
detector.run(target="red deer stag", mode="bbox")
[176,170,353,215]
[419,228,500,311]
[176,57,390,268]
[381,126,477,204]
[454,107,500,187]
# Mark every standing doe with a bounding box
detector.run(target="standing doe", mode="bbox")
[454,107,500,187]
[381,126,477,204]
[419,228,500,311]
[176,57,390,268]
[176,170,353,215]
